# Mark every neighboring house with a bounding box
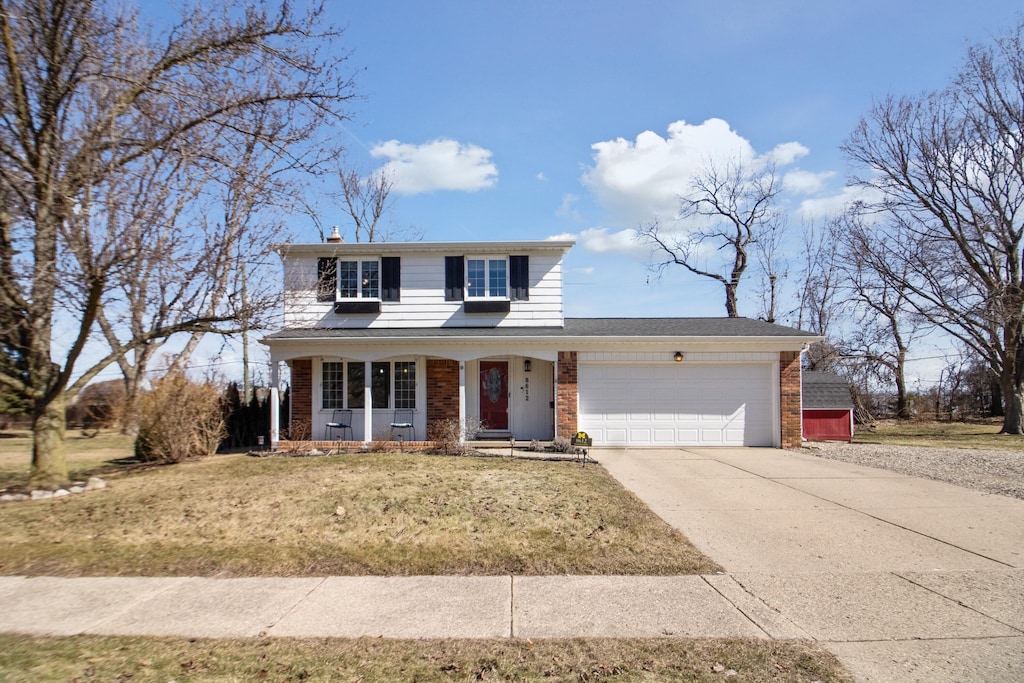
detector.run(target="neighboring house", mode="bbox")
[802,371,855,442]
[262,237,820,449]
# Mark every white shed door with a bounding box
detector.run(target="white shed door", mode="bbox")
[578,364,775,447]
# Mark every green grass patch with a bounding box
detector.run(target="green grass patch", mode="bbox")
[0,451,720,576]
[0,633,852,682]
[854,418,1024,451]
[0,429,137,489]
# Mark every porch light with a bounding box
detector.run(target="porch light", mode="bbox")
[673,351,684,362]
[524,359,532,372]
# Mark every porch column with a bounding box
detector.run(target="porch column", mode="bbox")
[269,361,280,450]
[269,387,280,450]
[458,361,467,443]
[363,360,373,445]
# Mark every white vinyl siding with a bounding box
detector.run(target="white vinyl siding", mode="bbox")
[283,251,565,328]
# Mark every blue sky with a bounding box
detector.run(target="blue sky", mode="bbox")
[85,1,1019,388]
[300,0,1021,324]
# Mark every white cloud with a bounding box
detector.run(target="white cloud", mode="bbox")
[582,118,811,227]
[556,193,583,222]
[765,141,810,166]
[536,172,547,181]
[370,138,498,194]
[576,227,648,256]
[546,232,578,242]
[796,185,883,221]
[782,169,835,194]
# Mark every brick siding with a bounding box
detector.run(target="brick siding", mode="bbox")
[556,351,578,439]
[779,350,802,448]
[290,359,312,439]
[427,359,460,432]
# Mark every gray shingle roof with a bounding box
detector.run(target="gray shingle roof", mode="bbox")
[803,371,854,410]
[263,317,820,342]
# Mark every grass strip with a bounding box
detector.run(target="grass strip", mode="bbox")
[0,633,853,682]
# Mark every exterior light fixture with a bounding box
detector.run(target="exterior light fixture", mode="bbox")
[524,359,532,372]
[673,352,684,362]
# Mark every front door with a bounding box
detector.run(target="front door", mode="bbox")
[479,360,509,430]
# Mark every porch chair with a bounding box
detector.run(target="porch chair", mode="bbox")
[325,409,353,441]
[390,408,415,441]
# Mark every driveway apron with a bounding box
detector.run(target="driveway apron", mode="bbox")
[596,447,1024,683]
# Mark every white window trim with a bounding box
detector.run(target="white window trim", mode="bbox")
[319,358,417,411]
[465,256,509,300]
[337,258,381,300]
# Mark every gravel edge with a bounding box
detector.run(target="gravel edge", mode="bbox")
[800,442,1024,501]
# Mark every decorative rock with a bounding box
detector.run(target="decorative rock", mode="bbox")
[53,489,70,497]
[9,493,28,501]
[334,505,346,518]
[0,494,15,502]
[30,490,54,500]
[69,486,84,494]
[86,477,107,490]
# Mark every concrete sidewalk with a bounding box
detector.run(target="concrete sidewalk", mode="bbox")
[597,447,1024,683]
[0,574,774,640]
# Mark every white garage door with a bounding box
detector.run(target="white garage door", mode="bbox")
[578,363,775,447]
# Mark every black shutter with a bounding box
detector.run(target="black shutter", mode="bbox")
[444,256,464,301]
[510,255,529,301]
[317,258,336,302]
[381,257,401,302]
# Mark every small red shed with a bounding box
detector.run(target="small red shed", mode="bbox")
[802,371,854,441]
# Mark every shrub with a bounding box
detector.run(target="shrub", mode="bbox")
[551,435,574,453]
[427,417,484,455]
[135,373,225,463]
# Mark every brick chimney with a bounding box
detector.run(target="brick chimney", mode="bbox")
[326,225,343,243]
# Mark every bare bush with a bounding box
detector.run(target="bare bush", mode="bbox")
[135,374,225,463]
[551,436,574,453]
[427,417,484,456]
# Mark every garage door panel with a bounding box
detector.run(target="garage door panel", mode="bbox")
[579,364,774,447]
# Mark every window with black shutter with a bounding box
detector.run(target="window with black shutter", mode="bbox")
[316,258,336,302]
[444,256,464,301]
[510,255,529,301]
[382,257,401,302]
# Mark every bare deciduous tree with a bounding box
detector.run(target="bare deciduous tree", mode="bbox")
[637,158,782,317]
[838,212,928,419]
[0,0,354,486]
[843,20,1024,433]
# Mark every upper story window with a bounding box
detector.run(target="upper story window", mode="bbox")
[445,255,528,302]
[339,260,379,299]
[316,256,400,304]
[466,258,507,298]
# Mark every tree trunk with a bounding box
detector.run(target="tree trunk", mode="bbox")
[999,374,1024,434]
[894,349,911,419]
[724,283,739,317]
[29,394,68,487]
[990,376,1004,417]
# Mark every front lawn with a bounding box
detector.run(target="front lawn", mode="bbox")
[0,450,720,576]
[854,418,1024,451]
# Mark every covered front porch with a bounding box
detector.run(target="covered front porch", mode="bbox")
[266,351,564,450]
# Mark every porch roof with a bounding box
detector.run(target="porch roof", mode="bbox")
[263,317,820,343]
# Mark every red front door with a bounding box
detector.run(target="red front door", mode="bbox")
[479,360,509,430]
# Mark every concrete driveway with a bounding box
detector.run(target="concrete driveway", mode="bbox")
[596,447,1024,683]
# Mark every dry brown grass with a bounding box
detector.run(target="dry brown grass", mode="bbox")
[0,634,853,682]
[854,418,1024,451]
[0,451,720,577]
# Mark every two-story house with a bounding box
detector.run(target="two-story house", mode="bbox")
[262,236,819,450]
